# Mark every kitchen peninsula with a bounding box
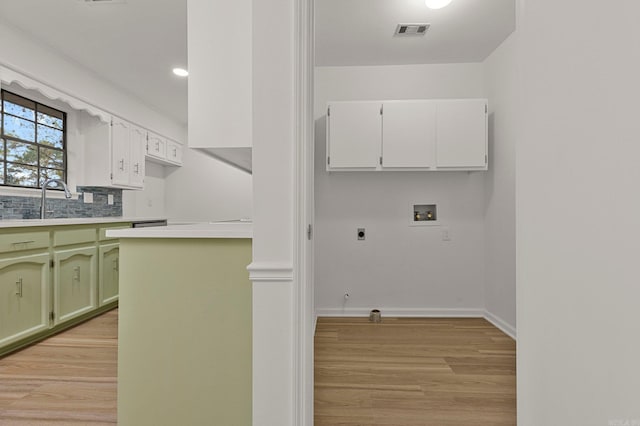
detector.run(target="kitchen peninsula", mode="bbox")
[108,222,252,426]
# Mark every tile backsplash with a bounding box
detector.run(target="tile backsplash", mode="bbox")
[0,187,122,220]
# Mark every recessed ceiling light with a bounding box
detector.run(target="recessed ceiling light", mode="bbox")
[425,0,452,9]
[172,68,189,77]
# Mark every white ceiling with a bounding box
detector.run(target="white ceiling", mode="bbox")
[316,0,516,66]
[0,0,188,125]
[0,0,515,127]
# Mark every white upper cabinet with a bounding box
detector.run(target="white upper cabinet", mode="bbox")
[129,125,146,187]
[146,132,167,160]
[327,102,382,169]
[326,99,488,172]
[82,115,146,189]
[436,99,487,169]
[110,118,131,187]
[382,101,437,169]
[110,117,145,189]
[165,140,183,165]
[146,132,183,166]
[187,0,252,172]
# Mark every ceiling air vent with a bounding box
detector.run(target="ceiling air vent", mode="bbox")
[81,0,127,4]
[394,23,430,36]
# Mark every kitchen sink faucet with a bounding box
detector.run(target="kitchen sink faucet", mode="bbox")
[41,178,72,219]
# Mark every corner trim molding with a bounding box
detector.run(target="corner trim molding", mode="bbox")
[247,262,294,282]
[292,0,315,424]
[484,310,517,340]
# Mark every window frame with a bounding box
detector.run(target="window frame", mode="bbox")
[0,89,68,190]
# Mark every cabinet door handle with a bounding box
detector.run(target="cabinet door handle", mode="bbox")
[134,163,140,174]
[15,278,23,297]
[113,258,119,272]
[119,159,125,171]
[172,147,177,156]
[11,240,35,246]
[155,141,160,151]
[73,266,81,282]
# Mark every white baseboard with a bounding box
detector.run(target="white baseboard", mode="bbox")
[315,307,485,318]
[483,310,517,340]
[314,307,516,341]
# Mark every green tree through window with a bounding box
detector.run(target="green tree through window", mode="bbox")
[0,90,67,188]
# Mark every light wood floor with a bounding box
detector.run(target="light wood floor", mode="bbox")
[315,317,516,426]
[0,310,118,425]
[0,312,516,425]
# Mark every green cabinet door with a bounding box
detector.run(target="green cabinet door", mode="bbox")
[0,253,50,347]
[54,246,97,325]
[99,243,119,306]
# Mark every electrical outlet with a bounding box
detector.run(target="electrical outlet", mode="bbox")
[107,194,114,205]
[83,192,93,204]
[357,228,365,240]
[442,227,451,241]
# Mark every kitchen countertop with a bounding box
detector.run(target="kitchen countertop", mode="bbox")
[0,217,165,229]
[107,221,252,239]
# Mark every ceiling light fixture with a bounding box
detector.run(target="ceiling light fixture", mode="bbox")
[172,68,189,77]
[425,0,452,9]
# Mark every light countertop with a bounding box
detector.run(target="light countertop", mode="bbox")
[0,217,164,229]
[107,221,253,239]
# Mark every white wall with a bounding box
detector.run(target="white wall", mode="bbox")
[0,23,185,142]
[0,22,181,218]
[315,64,487,315]
[163,148,253,222]
[122,162,167,218]
[1,22,253,222]
[517,0,640,424]
[482,33,517,336]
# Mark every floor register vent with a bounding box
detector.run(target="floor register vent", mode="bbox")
[395,23,430,36]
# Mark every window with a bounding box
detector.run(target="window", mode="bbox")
[0,90,67,189]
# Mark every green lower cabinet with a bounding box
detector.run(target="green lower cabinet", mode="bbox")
[0,222,130,356]
[99,243,119,306]
[54,246,97,325]
[0,252,50,347]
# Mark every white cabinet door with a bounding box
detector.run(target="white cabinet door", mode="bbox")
[111,118,131,187]
[327,102,382,169]
[129,125,146,188]
[382,101,436,168]
[111,118,145,189]
[436,99,487,168]
[147,132,167,160]
[166,140,183,165]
